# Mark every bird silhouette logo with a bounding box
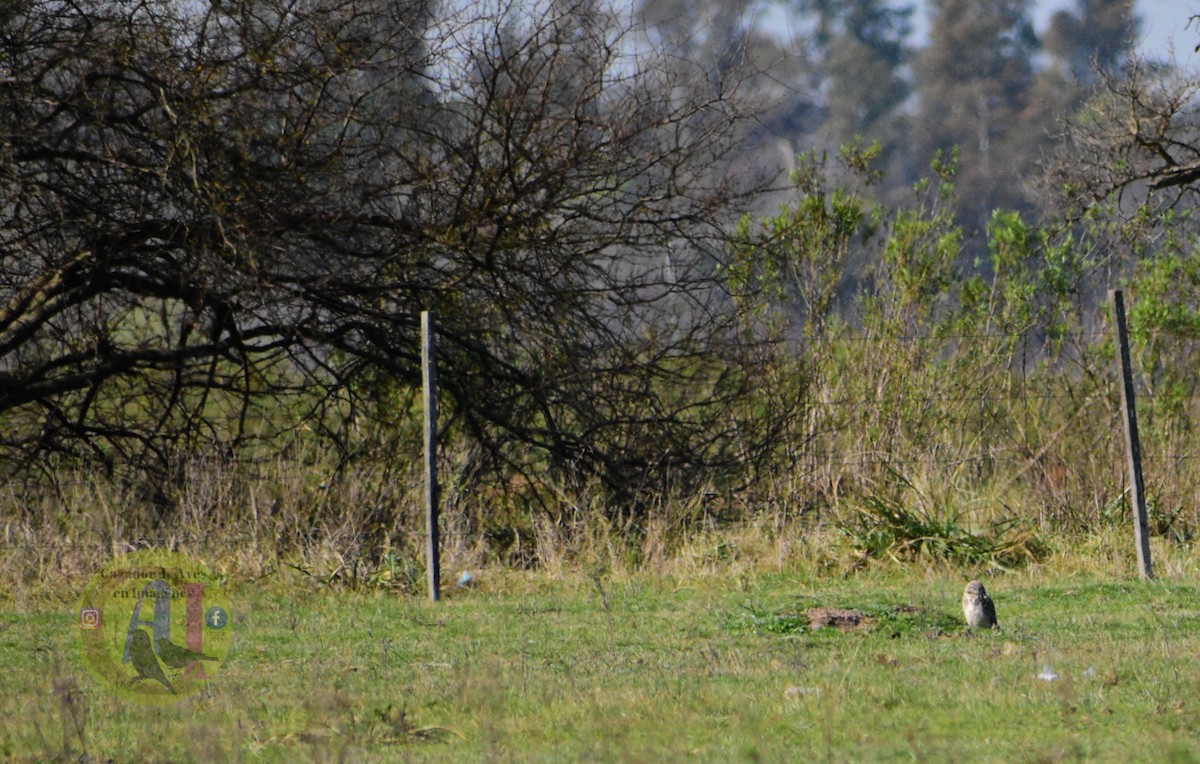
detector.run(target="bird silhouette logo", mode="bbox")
[77,549,233,703]
[128,629,176,694]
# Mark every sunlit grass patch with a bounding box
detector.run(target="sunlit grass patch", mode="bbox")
[3,563,1200,761]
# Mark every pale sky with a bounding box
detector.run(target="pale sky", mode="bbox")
[1125,0,1199,62]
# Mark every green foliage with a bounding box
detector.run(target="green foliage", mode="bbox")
[716,149,1154,544]
[1129,244,1200,341]
[725,147,883,335]
[836,492,1047,567]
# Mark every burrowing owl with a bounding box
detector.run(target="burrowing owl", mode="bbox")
[962,580,998,630]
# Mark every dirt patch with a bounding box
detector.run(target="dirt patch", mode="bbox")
[805,607,874,631]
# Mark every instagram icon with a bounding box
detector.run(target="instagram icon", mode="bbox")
[79,607,101,629]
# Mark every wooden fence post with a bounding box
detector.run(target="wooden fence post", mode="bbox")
[422,311,441,601]
[1109,289,1153,580]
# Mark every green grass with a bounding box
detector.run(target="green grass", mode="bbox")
[3,563,1200,762]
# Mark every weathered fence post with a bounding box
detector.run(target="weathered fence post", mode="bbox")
[1109,289,1153,580]
[422,311,441,601]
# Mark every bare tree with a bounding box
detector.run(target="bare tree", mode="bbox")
[1044,46,1200,430]
[1046,52,1200,271]
[0,0,792,509]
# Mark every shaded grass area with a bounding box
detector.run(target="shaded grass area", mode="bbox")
[3,565,1200,762]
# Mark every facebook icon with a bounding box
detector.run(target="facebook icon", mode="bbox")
[205,606,229,630]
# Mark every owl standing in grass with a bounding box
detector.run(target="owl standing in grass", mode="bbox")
[962,580,998,630]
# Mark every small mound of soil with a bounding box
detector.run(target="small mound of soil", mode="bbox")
[805,607,873,631]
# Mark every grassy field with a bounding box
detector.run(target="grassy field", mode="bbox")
[2,540,1200,762]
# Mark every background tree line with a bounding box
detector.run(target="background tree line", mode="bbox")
[5,0,1200,576]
